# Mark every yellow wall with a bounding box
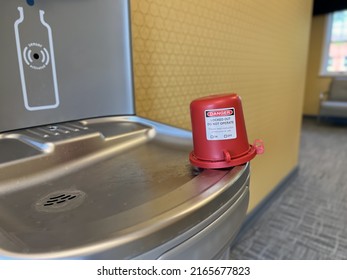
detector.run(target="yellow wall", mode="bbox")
[130,0,312,211]
[304,15,332,115]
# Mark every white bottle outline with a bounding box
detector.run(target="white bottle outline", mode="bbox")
[14,7,60,111]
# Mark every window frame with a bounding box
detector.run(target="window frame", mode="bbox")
[320,10,347,77]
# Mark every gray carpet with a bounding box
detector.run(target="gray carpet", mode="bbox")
[229,118,347,259]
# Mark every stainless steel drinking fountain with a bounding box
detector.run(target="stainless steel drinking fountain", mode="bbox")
[0,0,250,259]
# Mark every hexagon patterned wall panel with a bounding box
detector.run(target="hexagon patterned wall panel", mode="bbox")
[130,0,312,210]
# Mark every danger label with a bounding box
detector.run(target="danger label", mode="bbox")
[205,107,237,141]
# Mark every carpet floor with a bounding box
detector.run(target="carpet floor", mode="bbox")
[229,118,347,259]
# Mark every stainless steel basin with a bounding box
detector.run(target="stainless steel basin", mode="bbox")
[0,116,249,259]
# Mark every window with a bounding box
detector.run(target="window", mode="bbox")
[321,10,347,76]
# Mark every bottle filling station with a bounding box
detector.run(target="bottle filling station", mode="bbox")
[0,0,259,259]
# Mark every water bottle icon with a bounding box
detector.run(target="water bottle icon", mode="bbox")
[14,7,60,111]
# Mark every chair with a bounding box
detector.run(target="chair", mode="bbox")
[318,77,347,122]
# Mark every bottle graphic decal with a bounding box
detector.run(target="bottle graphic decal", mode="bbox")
[14,7,60,111]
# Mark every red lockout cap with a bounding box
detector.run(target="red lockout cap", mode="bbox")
[189,93,264,169]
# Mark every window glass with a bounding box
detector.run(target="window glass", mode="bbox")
[322,10,347,75]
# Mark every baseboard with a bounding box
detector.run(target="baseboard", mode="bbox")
[302,114,317,120]
[231,165,299,247]
[303,114,347,125]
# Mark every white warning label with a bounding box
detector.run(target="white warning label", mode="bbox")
[205,107,237,141]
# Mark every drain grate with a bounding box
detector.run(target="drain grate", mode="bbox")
[35,190,86,213]
[43,194,78,206]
